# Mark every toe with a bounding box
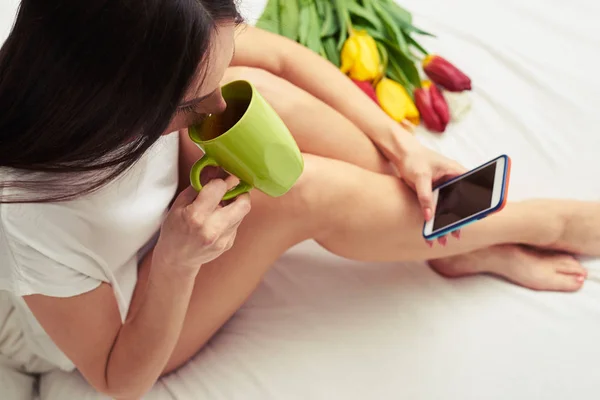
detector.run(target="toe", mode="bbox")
[553,273,585,292]
[555,257,588,277]
[552,257,587,291]
[527,269,585,292]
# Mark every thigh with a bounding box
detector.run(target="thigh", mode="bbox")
[132,141,321,374]
[140,151,556,375]
[222,66,391,175]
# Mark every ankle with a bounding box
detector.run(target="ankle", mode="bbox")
[523,200,567,248]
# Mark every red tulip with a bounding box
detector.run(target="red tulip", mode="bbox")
[414,82,450,133]
[352,79,379,105]
[422,55,471,92]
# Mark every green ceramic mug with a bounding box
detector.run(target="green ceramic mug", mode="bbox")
[189,80,304,200]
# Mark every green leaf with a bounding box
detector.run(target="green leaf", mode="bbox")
[372,0,408,53]
[323,35,341,67]
[376,41,389,73]
[404,24,436,37]
[279,0,300,40]
[333,0,349,49]
[256,0,280,34]
[404,33,429,56]
[255,18,279,33]
[258,0,279,21]
[382,0,412,24]
[305,1,323,54]
[378,1,435,38]
[352,24,386,42]
[347,2,382,31]
[315,0,326,16]
[350,15,379,31]
[360,0,376,14]
[319,0,339,37]
[387,61,411,91]
[298,4,311,46]
[381,39,422,89]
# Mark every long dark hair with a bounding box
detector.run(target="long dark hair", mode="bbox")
[0,0,241,203]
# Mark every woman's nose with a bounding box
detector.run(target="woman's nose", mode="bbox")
[210,92,227,115]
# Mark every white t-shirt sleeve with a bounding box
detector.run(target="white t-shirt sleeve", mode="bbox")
[0,202,106,298]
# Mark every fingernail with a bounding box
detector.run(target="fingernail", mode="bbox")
[577,275,586,283]
[426,241,433,248]
[439,237,447,246]
[456,231,461,239]
[423,208,431,221]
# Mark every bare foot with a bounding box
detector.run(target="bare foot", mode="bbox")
[429,245,588,292]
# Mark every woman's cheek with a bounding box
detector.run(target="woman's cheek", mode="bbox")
[163,114,189,135]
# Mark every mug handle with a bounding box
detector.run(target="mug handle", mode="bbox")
[190,155,252,201]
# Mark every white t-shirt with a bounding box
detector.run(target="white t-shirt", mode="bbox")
[0,133,179,371]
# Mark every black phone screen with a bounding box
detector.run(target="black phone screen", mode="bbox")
[432,163,497,231]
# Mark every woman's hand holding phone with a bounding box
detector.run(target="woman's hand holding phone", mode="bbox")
[393,141,467,247]
[153,179,251,278]
[392,137,467,221]
[422,155,511,247]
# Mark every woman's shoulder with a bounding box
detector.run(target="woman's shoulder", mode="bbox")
[0,133,180,296]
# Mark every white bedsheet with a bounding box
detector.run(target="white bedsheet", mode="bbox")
[2,0,600,399]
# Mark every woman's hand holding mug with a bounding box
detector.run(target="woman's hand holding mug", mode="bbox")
[153,180,251,277]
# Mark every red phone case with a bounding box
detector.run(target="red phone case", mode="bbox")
[494,156,511,213]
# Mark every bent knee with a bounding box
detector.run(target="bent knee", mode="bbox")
[277,154,346,230]
[222,67,302,116]
[222,67,281,96]
[247,154,329,231]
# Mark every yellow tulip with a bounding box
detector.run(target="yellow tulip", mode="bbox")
[375,78,419,125]
[340,30,381,81]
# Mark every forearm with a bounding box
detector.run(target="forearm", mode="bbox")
[281,45,390,138]
[105,258,196,398]
[280,46,420,162]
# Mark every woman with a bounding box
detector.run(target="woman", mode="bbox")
[0,1,596,398]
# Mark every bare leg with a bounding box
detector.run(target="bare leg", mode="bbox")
[222,66,392,174]
[218,66,589,290]
[153,151,598,374]
[286,156,597,261]
[430,201,600,288]
[430,246,586,291]
[223,71,594,259]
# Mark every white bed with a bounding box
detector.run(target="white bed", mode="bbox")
[2,0,600,399]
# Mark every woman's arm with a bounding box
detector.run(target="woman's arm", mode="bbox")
[232,25,465,220]
[24,262,196,399]
[231,25,416,165]
[23,181,250,399]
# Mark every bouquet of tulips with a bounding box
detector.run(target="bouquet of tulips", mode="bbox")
[257,0,472,133]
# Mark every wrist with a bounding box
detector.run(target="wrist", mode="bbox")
[375,123,420,164]
[150,250,201,283]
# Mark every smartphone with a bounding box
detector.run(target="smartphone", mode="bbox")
[422,155,511,240]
